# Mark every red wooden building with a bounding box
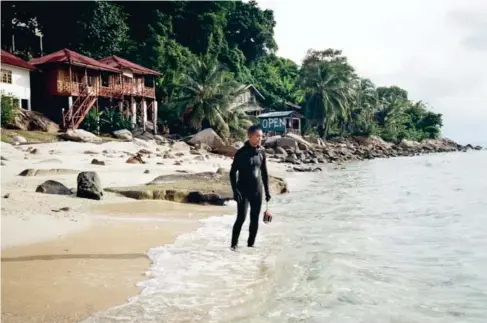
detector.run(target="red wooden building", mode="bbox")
[29,49,161,133]
[99,55,161,133]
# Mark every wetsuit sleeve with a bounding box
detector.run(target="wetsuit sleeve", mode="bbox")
[261,150,270,196]
[230,150,240,194]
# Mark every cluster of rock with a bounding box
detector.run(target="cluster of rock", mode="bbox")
[26,167,288,206]
[106,168,288,205]
[261,133,483,171]
[4,109,59,133]
[28,170,104,201]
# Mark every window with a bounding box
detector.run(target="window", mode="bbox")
[1,69,12,84]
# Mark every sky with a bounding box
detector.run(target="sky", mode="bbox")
[257,0,487,144]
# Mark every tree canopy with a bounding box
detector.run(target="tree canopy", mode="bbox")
[1,0,443,142]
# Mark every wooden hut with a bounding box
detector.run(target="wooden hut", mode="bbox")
[99,55,161,133]
[258,111,303,136]
[29,49,161,132]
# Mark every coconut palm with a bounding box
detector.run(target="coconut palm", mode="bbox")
[172,56,251,138]
[300,62,353,138]
[345,77,378,135]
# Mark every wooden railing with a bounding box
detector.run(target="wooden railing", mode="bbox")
[57,80,155,98]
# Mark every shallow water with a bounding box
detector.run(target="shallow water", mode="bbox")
[84,151,487,323]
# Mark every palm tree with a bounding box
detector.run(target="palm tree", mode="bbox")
[300,62,353,138]
[374,95,409,128]
[172,56,251,139]
[346,77,378,135]
[281,76,303,106]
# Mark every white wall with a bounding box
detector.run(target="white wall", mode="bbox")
[0,64,31,110]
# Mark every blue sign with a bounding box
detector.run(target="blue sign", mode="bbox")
[261,117,286,132]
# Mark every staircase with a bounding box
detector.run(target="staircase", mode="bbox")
[62,84,98,130]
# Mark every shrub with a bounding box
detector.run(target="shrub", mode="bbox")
[1,92,18,127]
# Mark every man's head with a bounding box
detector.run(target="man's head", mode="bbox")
[247,125,263,147]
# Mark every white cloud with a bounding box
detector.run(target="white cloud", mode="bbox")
[257,0,487,144]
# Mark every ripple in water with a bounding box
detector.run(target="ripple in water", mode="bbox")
[83,151,487,323]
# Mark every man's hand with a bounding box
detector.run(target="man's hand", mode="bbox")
[233,190,243,203]
[265,193,271,202]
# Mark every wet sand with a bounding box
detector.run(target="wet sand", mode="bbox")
[0,139,285,322]
[1,200,232,323]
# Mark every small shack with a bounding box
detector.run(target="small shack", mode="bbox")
[258,111,302,135]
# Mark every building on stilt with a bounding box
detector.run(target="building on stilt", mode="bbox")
[29,49,161,134]
[98,55,161,134]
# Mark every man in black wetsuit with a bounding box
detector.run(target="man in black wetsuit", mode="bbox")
[229,125,271,250]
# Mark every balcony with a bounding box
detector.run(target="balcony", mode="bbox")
[122,84,155,98]
[56,80,155,98]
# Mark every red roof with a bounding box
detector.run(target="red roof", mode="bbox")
[99,55,161,76]
[30,49,120,73]
[1,50,35,70]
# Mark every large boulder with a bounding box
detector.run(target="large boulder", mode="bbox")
[170,141,191,153]
[132,129,155,141]
[263,136,281,149]
[106,169,288,205]
[59,129,102,143]
[277,137,298,150]
[187,128,225,150]
[113,129,133,141]
[353,135,393,149]
[36,180,72,195]
[8,109,59,133]
[421,138,458,152]
[285,133,312,150]
[275,147,288,156]
[232,141,244,149]
[212,145,238,157]
[399,139,420,149]
[77,171,103,200]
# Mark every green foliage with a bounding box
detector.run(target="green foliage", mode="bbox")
[1,93,17,127]
[81,107,132,134]
[299,49,355,138]
[170,56,251,139]
[2,1,444,142]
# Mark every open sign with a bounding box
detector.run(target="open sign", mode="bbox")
[261,117,286,132]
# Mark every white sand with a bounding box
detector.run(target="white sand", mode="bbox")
[0,138,289,322]
[1,139,288,248]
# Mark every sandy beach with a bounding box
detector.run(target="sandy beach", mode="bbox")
[1,138,287,322]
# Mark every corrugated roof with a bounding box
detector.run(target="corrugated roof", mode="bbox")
[99,55,161,76]
[258,111,296,118]
[1,50,35,70]
[235,84,265,100]
[30,49,120,72]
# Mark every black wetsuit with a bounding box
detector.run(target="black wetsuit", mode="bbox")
[229,141,270,248]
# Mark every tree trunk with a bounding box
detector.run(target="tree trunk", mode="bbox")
[321,119,331,140]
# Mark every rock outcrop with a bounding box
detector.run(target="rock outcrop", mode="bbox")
[113,129,133,141]
[8,109,59,133]
[58,129,102,143]
[187,128,225,150]
[260,134,483,166]
[105,169,288,206]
